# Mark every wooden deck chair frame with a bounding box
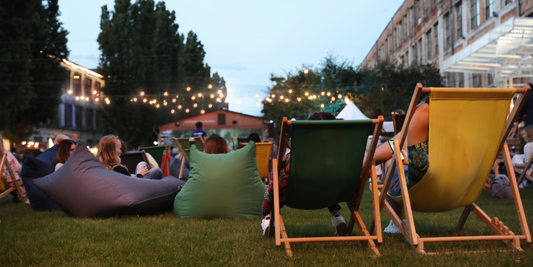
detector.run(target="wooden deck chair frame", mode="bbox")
[370,83,532,254]
[269,116,385,257]
[515,151,533,185]
[391,112,406,135]
[0,153,29,204]
[172,137,190,179]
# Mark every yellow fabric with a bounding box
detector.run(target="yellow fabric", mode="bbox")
[393,87,515,212]
[255,143,273,179]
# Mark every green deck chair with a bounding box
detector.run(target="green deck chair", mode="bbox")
[271,116,384,257]
[138,146,166,167]
[175,137,204,161]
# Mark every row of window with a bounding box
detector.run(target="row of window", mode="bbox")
[64,104,101,130]
[64,70,102,99]
[378,0,515,65]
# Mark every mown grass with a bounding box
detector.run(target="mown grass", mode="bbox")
[1,186,532,266]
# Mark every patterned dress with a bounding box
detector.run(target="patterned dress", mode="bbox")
[262,153,290,215]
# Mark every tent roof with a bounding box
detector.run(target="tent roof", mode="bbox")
[336,101,370,120]
[443,17,533,82]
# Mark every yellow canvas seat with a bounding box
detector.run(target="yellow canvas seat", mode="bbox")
[240,142,273,181]
[374,83,532,254]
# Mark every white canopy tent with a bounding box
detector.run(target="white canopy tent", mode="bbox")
[336,101,393,132]
[443,17,533,87]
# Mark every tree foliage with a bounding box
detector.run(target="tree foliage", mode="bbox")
[0,0,69,145]
[98,0,226,147]
[261,57,444,126]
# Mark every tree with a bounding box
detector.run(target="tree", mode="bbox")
[261,56,444,127]
[354,61,444,120]
[98,0,225,147]
[0,0,69,146]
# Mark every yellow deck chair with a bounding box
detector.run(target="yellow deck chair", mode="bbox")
[240,142,273,181]
[374,83,532,254]
[0,153,28,204]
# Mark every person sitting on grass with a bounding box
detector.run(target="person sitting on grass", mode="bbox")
[96,135,162,179]
[261,111,348,236]
[55,139,76,171]
[511,125,533,188]
[370,100,429,234]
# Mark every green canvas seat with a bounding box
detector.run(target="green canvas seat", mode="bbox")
[271,117,384,257]
[138,146,166,167]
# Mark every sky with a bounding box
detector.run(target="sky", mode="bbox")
[58,0,405,116]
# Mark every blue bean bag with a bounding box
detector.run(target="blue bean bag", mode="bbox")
[174,142,265,218]
[34,142,185,218]
[20,155,61,211]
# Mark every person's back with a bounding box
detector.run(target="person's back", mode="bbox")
[192,121,207,138]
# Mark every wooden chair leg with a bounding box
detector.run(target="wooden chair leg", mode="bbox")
[456,205,474,231]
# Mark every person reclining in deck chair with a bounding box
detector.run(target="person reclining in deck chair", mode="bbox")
[97,135,163,180]
[371,99,429,234]
[512,125,533,188]
[261,112,348,236]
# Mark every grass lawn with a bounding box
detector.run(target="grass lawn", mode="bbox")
[1,186,532,266]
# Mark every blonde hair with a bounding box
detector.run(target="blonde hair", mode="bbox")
[97,135,121,170]
[524,125,533,143]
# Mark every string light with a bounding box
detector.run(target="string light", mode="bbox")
[191,96,196,100]
[327,92,331,96]
[163,102,167,106]
[67,90,72,94]
[93,90,97,95]
[95,98,99,102]
[178,105,182,109]
[331,97,336,101]
[297,97,302,102]
[186,87,191,91]
[208,84,213,89]
[85,97,89,101]
[280,95,284,99]
[208,104,212,108]
[172,99,176,103]
[255,94,259,98]
[285,98,289,103]
[218,90,222,94]
[198,93,203,97]
[156,104,160,108]
[320,103,325,108]
[75,96,80,100]
[321,91,325,96]
[210,94,215,98]
[338,94,342,99]
[216,98,221,102]
[201,110,205,114]
[289,89,293,94]
[271,94,275,98]
[171,109,175,114]
[140,91,145,96]
[164,92,168,96]
[176,95,179,98]
[193,103,198,108]
[220,94,224,98]
[304,92,309,96]
[143,98,147,103]
[133,97,137,102]
[303,69,309,74]
[185,108,190,113]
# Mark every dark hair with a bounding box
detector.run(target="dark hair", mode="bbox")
[420,96,429,104]
[204,134,229,154]
[307,112,336,121]
[119,139,128,154]
[248,133,261,143]
[372,109,383,118]
[57,139,76,164]
[196,121,203,128]
[394,109,405,115]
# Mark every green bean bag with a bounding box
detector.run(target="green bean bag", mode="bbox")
[174,142,265,218]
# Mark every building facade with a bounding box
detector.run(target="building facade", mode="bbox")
[359,0,533,88]
[29,59,105,149]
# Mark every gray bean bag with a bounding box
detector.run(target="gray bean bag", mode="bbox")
[20,155,61,211]
[33,142,184,218]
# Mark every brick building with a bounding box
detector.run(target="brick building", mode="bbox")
[360,0,533,88]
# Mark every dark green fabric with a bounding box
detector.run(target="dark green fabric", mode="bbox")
[177,137,204,161]
[174,142,265,218]
[139,146,166,167]
[285,119,372,209]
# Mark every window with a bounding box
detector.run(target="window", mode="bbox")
[75,106,83,129]
[433,24,439,56]
[456,3,463,40]
[446,73,454,86]
[458,73,465,87]
[485,0,494,20]
[487,73,494,86]
[505,0,515,5]
[416,0,422,25]
[218,114,226,125]
[473,73,482,87]
[96,110,101,129]
[444,13,452,50]
[86,109,93,130]
[418,39,423,64]
[64,104,72,128]
[84,78,92,97]
[74,73,82,96]
[425,0,430,16]
[426,31,432,61]
[470,0,479,31]
[64,70,71,93]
